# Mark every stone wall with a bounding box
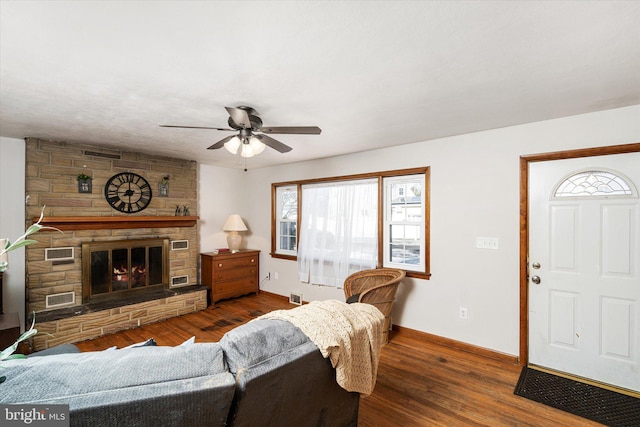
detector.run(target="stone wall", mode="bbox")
[25,138,200,313]
[33,288,207,350]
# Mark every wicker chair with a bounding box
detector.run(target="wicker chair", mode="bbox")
[343,268,405,343]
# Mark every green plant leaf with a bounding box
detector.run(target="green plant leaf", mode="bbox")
[25,224,43,235]
[5,239,38,252]
[4,354,26,360]
[0,314,37,362]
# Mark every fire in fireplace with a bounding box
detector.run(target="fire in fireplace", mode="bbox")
[82,238,169,303]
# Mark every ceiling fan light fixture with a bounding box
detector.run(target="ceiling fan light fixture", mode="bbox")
[249,136,266,155]
[224,136,241,154]
[240,141,255,158]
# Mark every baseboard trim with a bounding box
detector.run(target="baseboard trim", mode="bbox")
[392,324,519,365]
[259,292,518,365]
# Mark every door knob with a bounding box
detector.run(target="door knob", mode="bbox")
[532,262,541,269]
[531,275,541,284]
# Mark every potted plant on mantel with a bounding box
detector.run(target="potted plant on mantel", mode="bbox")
[77,172,92,193]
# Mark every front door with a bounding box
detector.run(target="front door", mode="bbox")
[529,152,640,392]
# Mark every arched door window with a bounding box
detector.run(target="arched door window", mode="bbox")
[553,169,637,199]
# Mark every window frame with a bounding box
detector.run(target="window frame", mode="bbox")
[273,184,299,257]
[382,174,426,273]
[271,167,431,279]
[271,181,300,260]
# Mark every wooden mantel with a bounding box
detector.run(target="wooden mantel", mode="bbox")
[36,216,199,231]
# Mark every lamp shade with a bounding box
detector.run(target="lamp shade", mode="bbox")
[223,214,248,232]
[224,136,241,154]
[223,215,247,253]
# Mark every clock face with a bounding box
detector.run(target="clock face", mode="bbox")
[104,172,152,213]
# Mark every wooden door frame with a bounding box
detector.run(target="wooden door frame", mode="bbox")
[519,142,640,366]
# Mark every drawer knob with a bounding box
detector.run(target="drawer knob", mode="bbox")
[218,263,223,267]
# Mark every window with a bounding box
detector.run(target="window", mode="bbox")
[271,167,430,281]
[383,175,425,272]
[553,169,636,198]
[297,179,378,286]
[273,185,298,257]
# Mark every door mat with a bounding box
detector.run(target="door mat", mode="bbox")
[514,367,640,427]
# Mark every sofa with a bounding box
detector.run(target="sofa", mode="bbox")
[0,317,361,427]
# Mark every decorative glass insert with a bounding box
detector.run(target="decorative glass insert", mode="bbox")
[553,170,635,198]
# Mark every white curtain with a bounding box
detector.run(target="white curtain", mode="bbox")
[297,179,378,287]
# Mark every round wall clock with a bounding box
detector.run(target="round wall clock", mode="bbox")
[104,172,152,213]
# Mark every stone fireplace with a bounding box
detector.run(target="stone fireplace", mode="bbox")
[24,138,207,350]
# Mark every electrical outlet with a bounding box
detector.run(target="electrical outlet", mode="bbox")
[274,272,279,280]
[459,307,468,320]
[266,272,271,280]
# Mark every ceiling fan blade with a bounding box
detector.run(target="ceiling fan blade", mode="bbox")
[259,126,321,135]
[225,106,253,129]
[207,135,236,150]
[160,125,233,131]
[255,134,292,153]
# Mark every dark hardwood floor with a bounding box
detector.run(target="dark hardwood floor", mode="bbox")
[75,293,601,426]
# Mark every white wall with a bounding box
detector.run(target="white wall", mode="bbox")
[200,105,640,356]
[198,164,247,253]
[0,137,26,329]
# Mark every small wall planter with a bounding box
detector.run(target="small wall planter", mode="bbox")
[78,178,92,193]
[158,182,169,197]
[158,176,170,197]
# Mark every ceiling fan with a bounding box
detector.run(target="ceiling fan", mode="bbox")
[160,106,321,158]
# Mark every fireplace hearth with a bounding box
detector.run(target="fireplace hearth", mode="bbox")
[82,238,169,304]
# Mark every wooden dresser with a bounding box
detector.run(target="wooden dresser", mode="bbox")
[201,250,260,305]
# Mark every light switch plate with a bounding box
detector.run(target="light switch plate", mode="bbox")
[476,237,499,250]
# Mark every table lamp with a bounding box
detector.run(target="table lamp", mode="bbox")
[223,214,248,253]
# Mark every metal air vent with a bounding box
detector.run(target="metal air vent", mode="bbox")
[171,240,189,250]
[46,292,75,309]
[171,275,189,287]
[45,247,74,262]
[289,292,303,305]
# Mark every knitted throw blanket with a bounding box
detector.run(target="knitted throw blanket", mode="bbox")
[258,299,385,395]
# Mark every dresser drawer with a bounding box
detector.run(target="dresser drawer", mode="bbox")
[214,266,258,281]
[212,278,258,302]
[213,256,258,271]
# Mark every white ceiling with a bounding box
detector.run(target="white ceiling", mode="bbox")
[1,1,639,170]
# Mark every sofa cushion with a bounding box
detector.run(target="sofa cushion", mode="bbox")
[1,343,228,403]
[27,343,81,357]
[219,319,309,374]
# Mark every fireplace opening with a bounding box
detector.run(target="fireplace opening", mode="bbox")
[82,238,169,303]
